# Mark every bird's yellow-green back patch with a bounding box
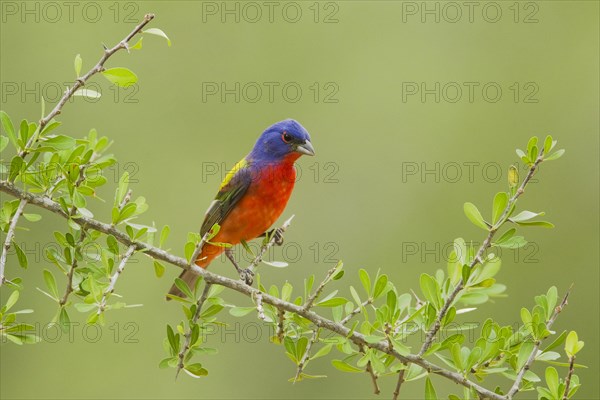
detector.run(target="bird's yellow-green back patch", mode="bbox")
[220,158,248,189]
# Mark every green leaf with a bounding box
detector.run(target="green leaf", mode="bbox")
[160,225,170,247]
[545,366,559,396]
[13,243,28,269]
[229,306,256,317]
[316,297,348,308]
[424,377,438,400]
[311,344,333,360]
[527,136,538,155]
[40,135,76,150]
[420,274,441,309]
[492,192,508,224]
[23,213,41,222]
[184,242,195,263]
[546,286,558,316]
[565,331,584,357]
[508,165,519,188]
[9,156,24,181]
[5,290,19,311]
[74,54,82,76]
[102,67,138,88]
[359,269,371,296]
[514,220,555,229]
[0,111,17,147]
[73,89,101,99]
[0,135,8,152]
[545,149,565,161]
[262,260,288,268]
[463,202,489,230]
[510,210,545,223]
[516,149,529,164]
[173,278,194,299]
[153,261,165,278]
[495,235,527,249]
[43,269,59,299]
[58,307,71,333]
[520,308,532,327]
[184,363,208,378]
[331,359,362,373]
[130,37,143,50]
[517,341,534,370]
[543,135,554,154]
[373,274,388,298]
[143,28,172,46]
[166,324,178,352]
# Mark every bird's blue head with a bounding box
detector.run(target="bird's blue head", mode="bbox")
[249,119,315,163]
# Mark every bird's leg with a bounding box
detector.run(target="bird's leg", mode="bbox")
[225,248,254,286]
[260,228,285,246]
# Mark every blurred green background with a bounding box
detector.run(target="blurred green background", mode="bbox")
[1,1,598,398]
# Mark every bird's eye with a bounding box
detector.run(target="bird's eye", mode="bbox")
[281,132,293,143]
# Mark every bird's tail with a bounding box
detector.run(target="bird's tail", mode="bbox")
[167,270,199,300]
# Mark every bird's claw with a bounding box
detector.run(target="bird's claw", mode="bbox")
[261,229,285,246]
[239,268,255,286]
[273,228,284,246]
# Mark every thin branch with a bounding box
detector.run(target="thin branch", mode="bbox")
[255,291,266,321]
[506,288,571,398]
[97,245,136,315]
[18,14,155,158]
[294,329,319,383]
[176,282,213,378]
[118,189,133,211]
[59,231,87,306]
[392,368,407,400]
[247,214,294,272]
[355,343,380,395]
[1,14,153,283]
[562,355,576,400]
[418,147,546,357]
[340,299,372,325]
[0,181,505,400]
[276,308,285,342]
[365,360,380,395]
[304,263,339,310]
[0,198,27,284]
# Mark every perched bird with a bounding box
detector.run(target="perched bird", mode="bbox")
[168,119,315,298]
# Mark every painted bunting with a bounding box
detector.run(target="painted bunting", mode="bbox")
[168,119,315,298]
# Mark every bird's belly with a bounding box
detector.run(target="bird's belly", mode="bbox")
[216,166,296,244]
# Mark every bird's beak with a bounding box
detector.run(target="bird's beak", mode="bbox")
[295,140,315,156]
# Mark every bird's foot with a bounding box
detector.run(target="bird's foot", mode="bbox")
[262,228,284,246]
[239,268,255,286]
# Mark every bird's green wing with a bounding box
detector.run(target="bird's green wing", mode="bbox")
[200,158,252,236]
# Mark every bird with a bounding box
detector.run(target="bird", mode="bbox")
[168,119,315,299]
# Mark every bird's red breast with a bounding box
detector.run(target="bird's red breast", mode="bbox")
[196,158,297,267]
